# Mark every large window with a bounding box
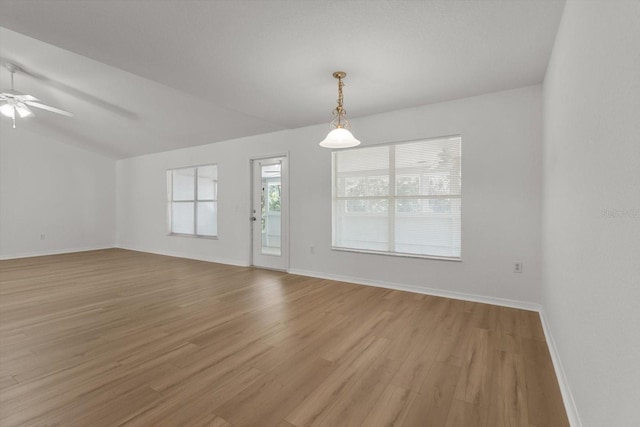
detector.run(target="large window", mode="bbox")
[167,165,218,237]
[332,136,461,259]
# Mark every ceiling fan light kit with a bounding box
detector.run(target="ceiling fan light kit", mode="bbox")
[0,62,73,128]
[319,71,361,149]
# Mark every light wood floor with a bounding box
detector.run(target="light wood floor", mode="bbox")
[0,249,568,427]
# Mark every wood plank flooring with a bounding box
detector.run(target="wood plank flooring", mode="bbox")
[0,249,569,426]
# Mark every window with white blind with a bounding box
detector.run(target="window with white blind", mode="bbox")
[332,136,461,259]
[167,165,218,237]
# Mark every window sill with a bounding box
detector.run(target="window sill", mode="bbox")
[331,246,461,262]
[168,233,218,240]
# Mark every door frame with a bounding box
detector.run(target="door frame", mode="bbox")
[249,152,290,271]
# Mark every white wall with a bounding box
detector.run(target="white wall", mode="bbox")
[0,121,116,258]
[118,85,543,306]
[542,1,640,426]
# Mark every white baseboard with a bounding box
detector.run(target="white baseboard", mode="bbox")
[287,268,541,312]
[115,244,250,267]
[0,245,116,260]
[538,308,582,427]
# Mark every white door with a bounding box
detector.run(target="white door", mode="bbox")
[251,156,288,270]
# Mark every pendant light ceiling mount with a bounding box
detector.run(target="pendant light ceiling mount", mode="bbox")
[332,70,346,80]
[319,70,361,149]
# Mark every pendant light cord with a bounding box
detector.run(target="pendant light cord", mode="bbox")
[336,75,344,126]
[334,74,347,129]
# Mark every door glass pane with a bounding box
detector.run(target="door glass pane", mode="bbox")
[261,163,281,256]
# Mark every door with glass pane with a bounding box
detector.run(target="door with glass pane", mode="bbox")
[251,156,288,270]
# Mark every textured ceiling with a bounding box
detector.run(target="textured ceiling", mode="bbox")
[0,0,565,158]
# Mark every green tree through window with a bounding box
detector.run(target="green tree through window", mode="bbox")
[268,183,281,212]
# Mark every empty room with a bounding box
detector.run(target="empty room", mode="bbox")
[0,1,638,426]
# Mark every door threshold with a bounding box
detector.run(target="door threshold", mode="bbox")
[250,265,288,273]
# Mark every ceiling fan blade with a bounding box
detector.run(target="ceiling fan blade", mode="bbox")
[1,89,38,100]
[25,101,73,117]
[16,103,33,118]
[19,94,39,102]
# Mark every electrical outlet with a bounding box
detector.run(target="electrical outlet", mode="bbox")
[310,246,315,254]
[40,233,46,240]
[514,262,523,273]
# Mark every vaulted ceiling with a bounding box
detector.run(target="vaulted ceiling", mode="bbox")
[0,0,565,159]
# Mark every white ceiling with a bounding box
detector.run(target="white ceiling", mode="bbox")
[0,0,565,159]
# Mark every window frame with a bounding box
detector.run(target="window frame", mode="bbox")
[331,136,462,261]
[167,164,218,239]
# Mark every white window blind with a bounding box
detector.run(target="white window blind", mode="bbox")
[332,136,461,259]
[168,164,218,237]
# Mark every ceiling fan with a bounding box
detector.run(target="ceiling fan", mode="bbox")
[0,62,73,128]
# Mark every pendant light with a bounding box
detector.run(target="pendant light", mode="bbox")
[319,71,361,148]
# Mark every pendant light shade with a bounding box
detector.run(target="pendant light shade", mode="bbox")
[319,127,361,148]
[319,71,361,149]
